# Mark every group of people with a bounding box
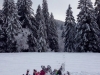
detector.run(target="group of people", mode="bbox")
[24,65,70,75]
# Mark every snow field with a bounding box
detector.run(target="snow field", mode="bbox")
[0,53,100,75]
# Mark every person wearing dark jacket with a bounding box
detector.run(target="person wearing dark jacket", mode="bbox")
[26,70,30,75]
[67,71,70,75]
[57,70,62,75]
[33,69,37,75]
[56,67,62,75]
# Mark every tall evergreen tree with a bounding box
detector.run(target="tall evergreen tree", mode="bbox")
[63,5,76,52]
[94,0,100,29]
[75,0,100,52]
[49,13,59,52]
[35,5,47,52]
[17,0,39,52]
[17,0,38,32]
[0,10,7,52]
[42,0,50,50]
[2,0,22,52]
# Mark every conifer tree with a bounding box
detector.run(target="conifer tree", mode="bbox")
[35,5,47,52]
[42,0,50,49]
[17,0,38,52]
[64,5,76,52]
[94,0,100,29]
[2,0,22,52]
[75,0,100,52]
[49,13,59,52]
[17,0,38,32]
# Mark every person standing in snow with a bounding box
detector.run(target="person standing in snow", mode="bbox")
[40,66,46,75]
[56,67,62,75]
[47,65,52,75]
[52,69,58,75]
[61,63,65,72]
[33,69,40,75]
[66,71,70,75]
[45,67,51,75]
[36,71,40,75]
[33,69,37,75]
[57,63,65,75]
[26,69,30,75]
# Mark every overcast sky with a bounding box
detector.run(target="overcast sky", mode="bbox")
[0,0,95,21]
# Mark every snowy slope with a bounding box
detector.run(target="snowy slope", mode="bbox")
[0,53,100,75]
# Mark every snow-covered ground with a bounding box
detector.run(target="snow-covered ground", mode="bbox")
[0,53,100,75]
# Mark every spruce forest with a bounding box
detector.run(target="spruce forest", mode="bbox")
[0,0,100,53]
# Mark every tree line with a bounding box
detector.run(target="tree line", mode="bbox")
[62,0,100,52]
[0,0,58,52]
[0,0,100,53]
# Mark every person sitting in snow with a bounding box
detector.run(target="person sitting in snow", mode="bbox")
[26,69,30,75]
[40,66,46,75]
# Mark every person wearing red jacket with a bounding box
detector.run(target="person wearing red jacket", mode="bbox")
[36,72,40,75]
[40,66,46,75]
[33,69,40,75]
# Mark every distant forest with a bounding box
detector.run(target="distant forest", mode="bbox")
[0,0,100,53]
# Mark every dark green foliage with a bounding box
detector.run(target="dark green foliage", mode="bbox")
[17,0,39,51]
[2,0,22,52]
[49,13,59,52]
[35,5,47,52]
[42,0,50,43]
[27,34,38,52]
[64,5,76,52]
[75,0,100,52]
[0,29,7,53]
[7,40,17,52]
[95,0,100,29]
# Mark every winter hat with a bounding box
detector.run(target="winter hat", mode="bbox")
[27,69,29,72]
[41,65,45,70]
[34,69,37,72]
